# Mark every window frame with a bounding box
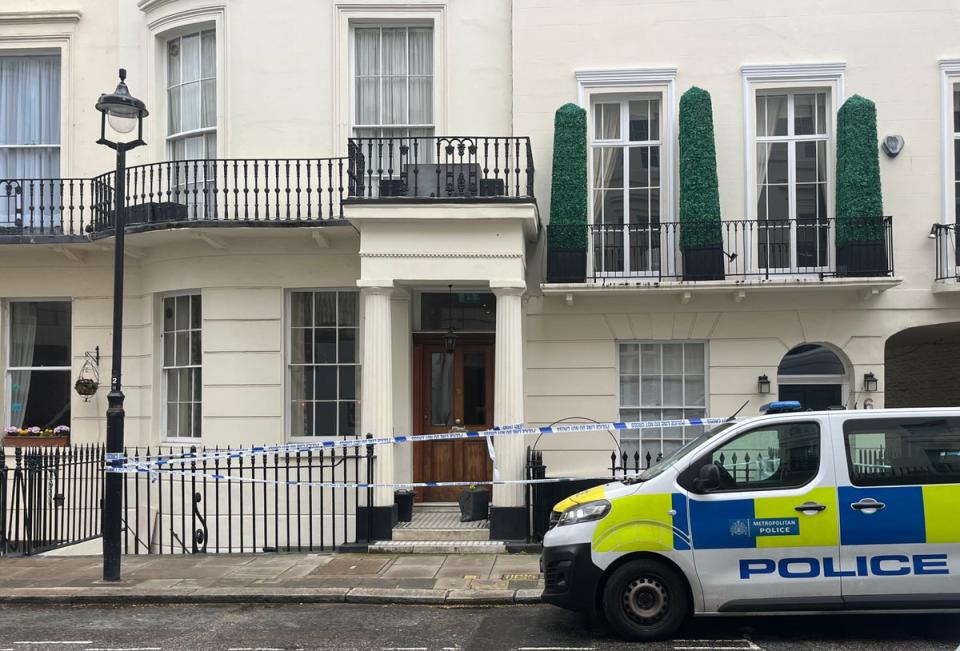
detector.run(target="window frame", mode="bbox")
[680,420,823,494]
[742,64,845,276]
[0,52,62,184]
[285,288,360,441]
[589,94,666,278]
[3,298,72,430]
[616,340,708,464]
[843,416,960,487]
[160,292,202,442]
[939,61,960,279]
[164,28,217,162]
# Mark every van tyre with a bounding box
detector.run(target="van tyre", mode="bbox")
[601,559,689,641]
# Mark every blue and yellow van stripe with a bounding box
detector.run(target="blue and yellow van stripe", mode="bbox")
[552,484,960,553]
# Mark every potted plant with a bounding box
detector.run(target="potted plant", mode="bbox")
[2,425,70,448]
[458,484,490,523]
[835,94,888,277]
[546,103,588,283]
[678,87,725,281]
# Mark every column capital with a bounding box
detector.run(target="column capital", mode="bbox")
[490,284,526,297]
[357,280,395,296]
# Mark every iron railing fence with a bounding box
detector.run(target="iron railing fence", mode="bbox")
[0,158,346,240]
[120,442,372,555]
[1,445,104,557]
[347,135,535,200]
[933,223,959,281]
[0,178,113,238]
[547,216,894,283]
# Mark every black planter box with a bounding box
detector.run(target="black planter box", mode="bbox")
[682,245,726,281]
[395,490,415,523]
[458,488,490,522]
[836,240,889,277]
[378,178,406,198]
[119,201,189,225]
[547,247,586,283]
[479,178,505,197]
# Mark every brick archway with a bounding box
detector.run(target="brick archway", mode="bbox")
[885,323,960,407]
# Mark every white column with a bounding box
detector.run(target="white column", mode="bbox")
[360,283,394,506]
[492,285,526,508]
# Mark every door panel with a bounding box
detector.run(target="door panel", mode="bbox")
[685,417,842,611]
[414,341,494,502]
[833,415,960,603]
[778,384,842,411]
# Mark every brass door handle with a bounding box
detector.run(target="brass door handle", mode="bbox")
[455,418,462,425]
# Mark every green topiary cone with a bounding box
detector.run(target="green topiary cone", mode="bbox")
[678,87,723,250]
[548,103,588,249]
[836,94,884,246]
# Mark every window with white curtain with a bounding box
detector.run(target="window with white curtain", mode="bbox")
[618,342,706,464]
[755,91,830,272]
[0,54,60,225]
[591,96,663,276]
[6,301,71,430]
[953,84,959,224]
[353,25,433,142]
[167,30,216,161]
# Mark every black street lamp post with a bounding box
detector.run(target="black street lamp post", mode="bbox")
[96,69,147,582]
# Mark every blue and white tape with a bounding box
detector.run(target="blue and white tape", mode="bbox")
[109,416,729,472]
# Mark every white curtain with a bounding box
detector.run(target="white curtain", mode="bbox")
[9,303,37,428]
[0,55,60,225]
[354,27,433,129]
[755,94,788,211]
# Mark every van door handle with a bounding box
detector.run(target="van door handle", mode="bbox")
[794,502,827,513]
[850,498,886,513]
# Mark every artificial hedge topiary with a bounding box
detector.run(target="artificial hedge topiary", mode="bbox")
[549,103,588,249]
[678,87,723,250]
[836,94,884,245]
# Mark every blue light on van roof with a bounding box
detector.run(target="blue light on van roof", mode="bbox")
[759,400,802,414]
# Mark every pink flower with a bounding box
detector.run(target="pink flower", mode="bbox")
[27,426,41,434]
[53,425,71,434]
[4,426,18,435]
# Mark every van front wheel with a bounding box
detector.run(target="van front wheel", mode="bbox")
[601,559,688,641]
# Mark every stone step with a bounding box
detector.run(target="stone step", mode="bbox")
[369,540,507,554]
[413,502,459,513]
[393,528,490,542]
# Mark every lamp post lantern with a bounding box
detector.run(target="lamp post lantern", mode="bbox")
[96,68,147,582]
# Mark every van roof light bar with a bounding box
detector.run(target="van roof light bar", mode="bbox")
[759,400,802,414]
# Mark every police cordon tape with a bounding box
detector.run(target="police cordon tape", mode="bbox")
[105,416,732,473]
[104,462,636,489]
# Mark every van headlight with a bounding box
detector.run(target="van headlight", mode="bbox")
[557,499,611,527]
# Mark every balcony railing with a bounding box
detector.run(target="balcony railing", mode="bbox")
[1,157,346,240]
[933,223,960,282]
[347,136,535,201]
[546,217,894,283]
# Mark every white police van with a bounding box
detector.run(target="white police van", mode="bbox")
[541,404,960,641]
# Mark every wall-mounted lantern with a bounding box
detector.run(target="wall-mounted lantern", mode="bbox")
[757,374,771,395]
[863,372,879,393]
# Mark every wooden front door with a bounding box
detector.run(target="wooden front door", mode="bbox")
[413,339,494,502]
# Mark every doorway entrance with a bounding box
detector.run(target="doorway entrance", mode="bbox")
[778,384,842,411]
[413,337,494,502]
[777,343,848,410]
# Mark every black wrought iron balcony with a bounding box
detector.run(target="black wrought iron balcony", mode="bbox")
[546,217,894,283]
[933,223,960,282]
[346,136,535,201]
[1,157,346,241]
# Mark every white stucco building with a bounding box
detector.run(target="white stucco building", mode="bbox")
[2,0,960,541]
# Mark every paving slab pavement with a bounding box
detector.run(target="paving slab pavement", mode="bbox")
[0,552,544,606]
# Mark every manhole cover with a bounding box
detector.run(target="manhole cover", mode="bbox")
[501,573,541,580]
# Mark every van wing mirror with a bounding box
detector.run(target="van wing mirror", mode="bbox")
[692,462,721,493]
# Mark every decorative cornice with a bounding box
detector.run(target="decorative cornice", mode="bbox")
[940,59,960,73]
[575,67,678,85]
[0,10,81,25]
[741,62,846,80]
[360,252,523,259]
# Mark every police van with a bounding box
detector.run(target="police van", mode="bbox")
[541,405,960,641]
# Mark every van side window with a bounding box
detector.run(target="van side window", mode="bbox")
[844,417,960,486]
[681,422,820,492]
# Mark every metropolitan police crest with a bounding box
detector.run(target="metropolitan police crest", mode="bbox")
[729,519,751,537]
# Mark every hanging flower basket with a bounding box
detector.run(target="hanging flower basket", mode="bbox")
[2,426,70,447]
